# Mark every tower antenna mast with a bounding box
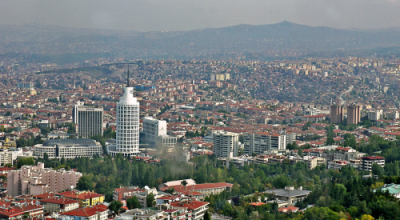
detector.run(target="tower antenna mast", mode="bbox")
[127,65,130,87]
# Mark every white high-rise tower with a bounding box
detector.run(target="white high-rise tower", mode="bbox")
[107,66,140,157]
[107,87,140,156]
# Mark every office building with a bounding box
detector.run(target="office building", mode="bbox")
[142,117,177,148]
[244,132,286,156]
[347,104,361,124]
[7,162,82,197]
[330,104,344,124]
[107,87,140,156]
[33,139,103,159]
[213,131,239,158]
[72,101,104,138]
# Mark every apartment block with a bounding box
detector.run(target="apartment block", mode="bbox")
[330,104,343,124]
[244,132,286,156]
[362,156,385,172]
[7,163,82,197]
[213,131,239,158]
[347,104,361,125]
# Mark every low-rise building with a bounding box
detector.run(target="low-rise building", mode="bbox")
[62,204,108,220]
[170,200,209,220]
[40,197,80,213]
[265,186,311,206]
[57,190,105,207]
[33,139,103,159]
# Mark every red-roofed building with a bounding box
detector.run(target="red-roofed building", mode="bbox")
[278,206,299,213]
[57,191,104,207]
[250,202,266,207]
[113,187,144,202]
[160,183,233,199]
[170,200,208,220]
[40,197,79,213]
[362,156,385,172]
[62,204,108,220]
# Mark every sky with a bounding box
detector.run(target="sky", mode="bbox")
[1,0,400,32]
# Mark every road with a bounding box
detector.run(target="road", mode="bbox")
[339,85,354,105]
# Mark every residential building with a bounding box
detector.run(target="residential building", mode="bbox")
[62,204,108,220]
[118,209,168,220]
[33,139,103,159]
[330,104,343,124]
[113,186,144,202]
[368,109,383,121]
[107,87,140,157]
[7,163,82,197]
[170,200,209,220]
[300,156,326,169]
[347,104,361,124]
[72,101,104,138]
[0,201,43,219]
[328,160,349,170]
[40,197,80,213]
[362,156,385,172]
[213,131,239,158]
[57,190,105,207]
[278,206,299,213]
[244,132,286,156]
[386,111,399,120]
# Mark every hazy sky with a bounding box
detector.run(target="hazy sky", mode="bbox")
[1,0,400,32]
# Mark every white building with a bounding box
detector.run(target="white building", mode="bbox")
[142,117,177,148]
[108,87,140,156]
[244,132,286,156]
[368,109,383,121]
[33,139,103,159]
[386,111,399,120]
[213,131,239,158]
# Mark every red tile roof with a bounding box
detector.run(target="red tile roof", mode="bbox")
[170,201,209,210]
[40,198,79,205]
[62,204,108,217]
[58,191,104,200]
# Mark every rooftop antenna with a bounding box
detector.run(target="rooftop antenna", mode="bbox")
[127,64,130,87]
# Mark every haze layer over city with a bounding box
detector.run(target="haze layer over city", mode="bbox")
[1,1,400,220]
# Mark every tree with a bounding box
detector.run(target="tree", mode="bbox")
[222,201,233,216]
[181,180,188,189]
[146,193,156,208]
[126,196,141,209]
[109,201,123,215]
[203,211,211,220]
[372,163,384,176]
[60,156,66,165]
[76,175,94,191]
[360,214,375,220]
[44,152,49,161]
[17,157,35,168]
[326,136,335,145]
